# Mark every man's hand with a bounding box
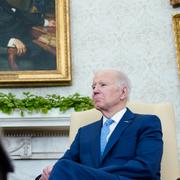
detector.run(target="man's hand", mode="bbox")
[39,165,53,180]
[13,38,26,56]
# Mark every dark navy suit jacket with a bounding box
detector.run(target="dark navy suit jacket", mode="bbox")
[62,108,163,180]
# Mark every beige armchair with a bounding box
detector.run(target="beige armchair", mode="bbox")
[69,102,180,180]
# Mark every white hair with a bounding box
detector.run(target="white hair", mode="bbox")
[116,70,131,92]
[93,68,131,96]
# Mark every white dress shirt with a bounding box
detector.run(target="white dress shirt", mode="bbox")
[102,108,127,141]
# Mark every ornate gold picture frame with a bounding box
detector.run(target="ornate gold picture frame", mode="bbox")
[172,14,180,77]
[0,0,71,87]
[170,0,180,7]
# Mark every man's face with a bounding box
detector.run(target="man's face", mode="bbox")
[92,71,124,112]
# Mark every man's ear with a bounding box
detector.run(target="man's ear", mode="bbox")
[119,86,128,100]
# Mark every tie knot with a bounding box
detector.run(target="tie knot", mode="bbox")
[104,119,114,126]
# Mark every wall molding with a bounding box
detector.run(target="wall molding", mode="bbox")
[0,114,71,160]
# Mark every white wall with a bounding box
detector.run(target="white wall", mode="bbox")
[3,0,180,163]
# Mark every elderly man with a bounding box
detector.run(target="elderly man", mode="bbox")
[37,69,163,180]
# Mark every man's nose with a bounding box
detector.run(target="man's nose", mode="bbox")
[93,86,100,93]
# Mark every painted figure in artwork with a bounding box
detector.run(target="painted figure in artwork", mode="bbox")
[0,0,56,71]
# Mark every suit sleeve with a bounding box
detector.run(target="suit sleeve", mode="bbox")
[101,115,163,179]
[60,129,81,163]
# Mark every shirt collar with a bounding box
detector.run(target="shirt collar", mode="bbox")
[103,107,127,124]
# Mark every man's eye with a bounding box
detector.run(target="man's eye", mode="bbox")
[101,84,106,87]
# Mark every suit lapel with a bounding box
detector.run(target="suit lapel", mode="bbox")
[91,118,102,167]
[101,108,134,161]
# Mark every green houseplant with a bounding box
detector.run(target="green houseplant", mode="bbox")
[0,92,94,117]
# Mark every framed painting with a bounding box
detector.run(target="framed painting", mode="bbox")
[0,0,71,87]
[172,14,180,78]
